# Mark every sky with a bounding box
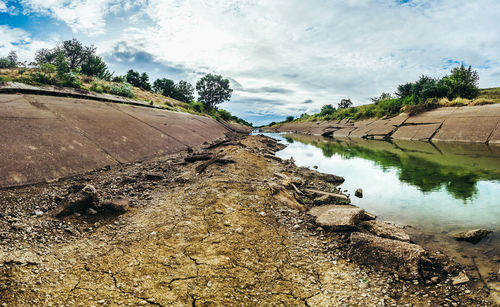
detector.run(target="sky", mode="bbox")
[1,0,500,125]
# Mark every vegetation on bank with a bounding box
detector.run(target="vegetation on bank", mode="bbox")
[271,66,497,126]
[0,39,251,127]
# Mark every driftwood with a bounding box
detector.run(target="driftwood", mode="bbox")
[184,154,213,163]
[304,188,349,200]
[195,154,235,173]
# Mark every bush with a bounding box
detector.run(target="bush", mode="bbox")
[471,98,495,106]
[216,109,233,121]
[0,76,9,85]
[188,101,205,113]
[61,72,82,88]
[111,82,134,98]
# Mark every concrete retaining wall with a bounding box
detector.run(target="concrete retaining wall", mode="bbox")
[0,93,236,188]
[264,104,500,145]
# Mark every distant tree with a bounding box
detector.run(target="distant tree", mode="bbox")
[0,51,19,68]
[371,92,393,104]
[55,53,69,77]
[34,38,96,70]
[153,78,176,97]
[60,38,96,70]
[81,55,112,80]
[173,80,195,103]
[338,98,353,109]
[319,104,336,116]
[126,69,141,87]
[395,82,413,98]
[112,75,125,83]
[140,72,151,91]
[196,74,233,109]
[285,116,294,122]
[442,64,479,99]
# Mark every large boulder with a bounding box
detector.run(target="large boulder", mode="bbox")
[309,205,364,230]
[349,232,427,280]
[451,229,492,244]
[360,220,410,242]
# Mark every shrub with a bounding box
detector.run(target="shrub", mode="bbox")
[0,76,9,85]
[471,98,495,106]
[188,101,205,113]
[111,82,134,98]
[216,109,233,121]
[61,72,82,88]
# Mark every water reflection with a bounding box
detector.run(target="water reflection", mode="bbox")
[282,135,500,202]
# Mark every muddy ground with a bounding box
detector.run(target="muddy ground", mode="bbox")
[0,135,494,306]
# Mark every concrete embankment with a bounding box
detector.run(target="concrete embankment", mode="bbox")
[264,104,500,145]
[0,93,249,188]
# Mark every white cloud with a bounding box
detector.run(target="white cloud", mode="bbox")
[0,25,56,62]
[0,1,7,12]
[9,0,500,124]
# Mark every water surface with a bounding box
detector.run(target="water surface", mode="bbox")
[261,132,500,276]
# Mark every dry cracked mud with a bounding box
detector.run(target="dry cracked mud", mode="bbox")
[0,135,493,306]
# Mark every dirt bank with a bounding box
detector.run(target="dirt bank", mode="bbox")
[263,104,500,145]
[0,135,493,306]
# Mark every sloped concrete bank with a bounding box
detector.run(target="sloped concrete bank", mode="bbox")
[263,104,500,145]
[0,93,248,189]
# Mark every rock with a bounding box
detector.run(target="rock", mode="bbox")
[52,185,98,218]
[451,272,469,285]
[451,229,492,244]
[33,210,44,217]
[313,194,337,206]
[313,165,318,169]
[361,211,376,221]
[360,220,410,242]
[309,205,365,230]
[355,188,363,198]
[99,199,130,214]
[145,172,165,180]
[349,232,427,280]
[86,208,98,215]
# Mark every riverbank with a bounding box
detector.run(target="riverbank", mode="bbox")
[262,104,500,145]
[0,134,494,306]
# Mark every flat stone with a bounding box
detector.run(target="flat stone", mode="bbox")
[99,199,130,214]
[52,185,99,218]
[360,220,410,242]
[451,272,469,285]
[309,205,364,230]
[451,229,492,244]
[349,232,427,280]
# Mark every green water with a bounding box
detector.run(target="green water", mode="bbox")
[263,133,500,240]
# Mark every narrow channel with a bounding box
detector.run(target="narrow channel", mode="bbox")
[260,132,500,285]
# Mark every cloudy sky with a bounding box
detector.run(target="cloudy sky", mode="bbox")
[1,0,500,125]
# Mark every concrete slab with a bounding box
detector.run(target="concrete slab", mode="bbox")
[308,205,364,230]
[114,104,229,147]
[433,117,499,143]
[391,123,441,141]
[333,127,356,138]
[39,95,187,163]
[0,117,117,188]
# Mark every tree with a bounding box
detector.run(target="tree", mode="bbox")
[140,73,151,91]
[395,82,413,98]
[81,55,112,80]
[34,38,96,70]
[319,104,336,116]
[443,64,479,99]
[55,53,69,77]
[60,38,96,70]
[153,78,176,97]
[173,80,194,103]
[338,98,353,109]
[0,51,18,68]
[285,116,294,122]
[196,74,233,109]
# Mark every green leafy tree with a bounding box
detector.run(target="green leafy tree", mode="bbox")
[285,116,294,122]
[140,72,151,91]
[319,104,336,116]
[153,78,176,97]
[338,98,353,109]
[442,64,479,99]
[196,74,233,109]
[81,55,112,80]
[35,38,96,70]
[0,51,19,68]
[173,80,194,103]
[126,69,151,90]
[55,53,69,77]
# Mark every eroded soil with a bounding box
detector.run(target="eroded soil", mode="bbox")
[0,135,493,306]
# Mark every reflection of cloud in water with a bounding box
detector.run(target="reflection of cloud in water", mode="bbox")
[266,133,500,233]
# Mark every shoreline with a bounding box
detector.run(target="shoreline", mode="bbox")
[261,104,500,145]
[0,134,495,305]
